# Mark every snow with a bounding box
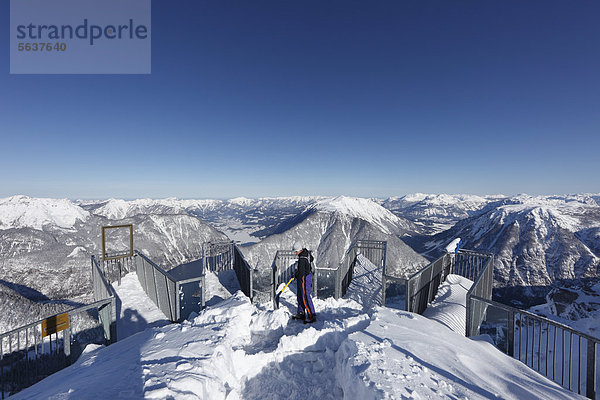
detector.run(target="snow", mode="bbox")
[444,238,461,253]
[14,268,584,399]
[90,198,188,219]
[67,246,87,258]
[493,194,600,233]
[228,197,254,206]
[346,254,383,309]
[0,195,89,230]
[113,273,171,340]
[312,196,401,234]
[337,307,580,400]
[422,274,473,335]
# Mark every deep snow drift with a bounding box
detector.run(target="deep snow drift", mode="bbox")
[422,274,473,335]
[13,258,582,400]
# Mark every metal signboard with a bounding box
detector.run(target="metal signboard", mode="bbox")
[41,312,69,337]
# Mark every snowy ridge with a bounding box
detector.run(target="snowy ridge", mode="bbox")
[0,195,89,231]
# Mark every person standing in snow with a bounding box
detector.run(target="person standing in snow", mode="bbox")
[292,242,316,324]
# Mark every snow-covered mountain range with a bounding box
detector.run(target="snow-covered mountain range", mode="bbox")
[378,193,506,234]
[78,196,326,245]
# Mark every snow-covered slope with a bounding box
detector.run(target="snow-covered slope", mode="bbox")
[422,274,473,335]
[0,195,90,231]
[80,198,191,220]
[13,289,582,399]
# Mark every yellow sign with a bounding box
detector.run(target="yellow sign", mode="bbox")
[41,313,69,337]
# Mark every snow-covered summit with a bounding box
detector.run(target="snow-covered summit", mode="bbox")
[0,195,89,231]
[311,196,403,234]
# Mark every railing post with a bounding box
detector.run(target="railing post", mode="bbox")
[507,310,515,357]
[335,266,341,299]
[381,273,386,306]
[312,261,317,299]
[176,282,181,322]
[202,242,206,271]
[272,257,278,309]
[117,260,122,286]
[587,340,596,399]
[64,315,71,364]
[249,267,254,303]
[201,274,206,310]
[465,296,472,337]
[406,279,411,312]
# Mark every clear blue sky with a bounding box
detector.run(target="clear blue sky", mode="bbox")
[1,1,599,199]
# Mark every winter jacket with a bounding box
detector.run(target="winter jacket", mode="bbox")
[295,249,314,278]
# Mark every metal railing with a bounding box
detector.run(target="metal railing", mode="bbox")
[232,245,254,300]
[91,255,119,342]
[271,240,387,308]
[463,251,494,337]
[338,240,387,299]
[384,248,599,399]
[382,250,493,321]
[99,256,135,287]
[134,251,204,323]
[203,241,255,301]
[203,241,234,272]
[383,253,451,314]
[1,257,117,398]
[470,296,599,399]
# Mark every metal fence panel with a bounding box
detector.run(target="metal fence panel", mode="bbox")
[177,278,204,321]
[470,296,598,399]
[272,240,388,307]
[134,251,181,322]
[402,254,452,314]
[155,270,174,321]
[382,275,408,310]
[232,245,254,300]
[271,250,318,308]
[0,297,114,398]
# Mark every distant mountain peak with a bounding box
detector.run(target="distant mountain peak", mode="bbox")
[310,196,402,233]
[0,195,89,231]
